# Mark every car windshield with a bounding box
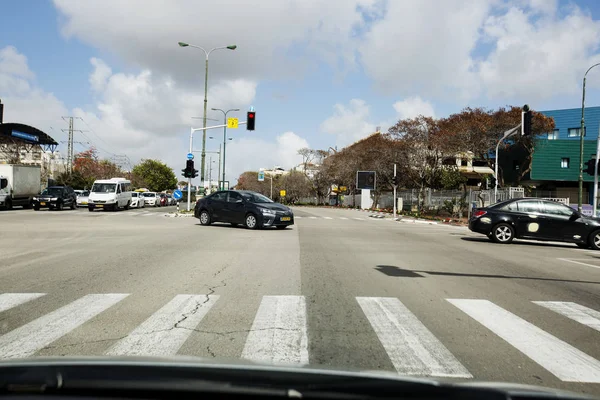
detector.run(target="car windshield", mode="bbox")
[131,192,138,197]
[241,192,273,203]
[41,188,62,196]
[80,191,90,197]
[91,183,116,193]
[143,193,155,197]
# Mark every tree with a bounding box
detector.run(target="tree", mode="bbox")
[277,171,312,204]
[235,171,270,196]
[131,159,177,192]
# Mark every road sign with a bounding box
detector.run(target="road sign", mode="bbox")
[339,186,347,193]
[258,171,265,182]
[187,153,194,160]
[280,189,286,197]
[356,171,376,190]
[227,118,239,129]
[173,189,183,200]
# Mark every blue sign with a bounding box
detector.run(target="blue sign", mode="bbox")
[187,153,194,160]
[173,189,183,200]
[11,130,39,142]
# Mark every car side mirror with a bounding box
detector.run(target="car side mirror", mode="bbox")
[570,211,581,221]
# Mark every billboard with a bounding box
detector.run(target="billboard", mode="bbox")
[356,171,376,190]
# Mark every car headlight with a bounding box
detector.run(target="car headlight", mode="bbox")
[51,197,58,201]
[33,197,38,201]
[259,207,276,215]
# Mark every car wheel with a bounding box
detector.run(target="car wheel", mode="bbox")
[124,201,130,210]
[5,199,12,210]
[199,210,212,226]
[589,230,600,250]
[56,202,63,211]
[245,213,259,230]
[88,207,94,212]
[33,205,40,211]
[491,223,514,244]
[70,201,76,210]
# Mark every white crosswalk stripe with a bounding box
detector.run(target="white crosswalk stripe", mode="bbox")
[242,295,309,365]
[0,293,45,313]
[533,301,600,333]
[107,295,219,356]
[0,292,598,384]
[0,294,128,359]
[357,297,471,378]
[448,299,600,383]
[323,217,333,220]
[339,217,348,220]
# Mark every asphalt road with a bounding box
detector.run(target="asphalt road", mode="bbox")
[0,205,599,395]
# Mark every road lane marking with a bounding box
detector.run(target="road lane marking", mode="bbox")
[533,301,600,333]
[106,295,219,356]
[357,297,472,378]
[295,216,303,219]
[353,217,364,220]
[309,216,318,219]
[323,217,333,220]
[557,258,600,270]
[339,217,348,220]
[0,294,128,359]
[0,293,45,313]
[241,296,308,365]
[448,299,600,383]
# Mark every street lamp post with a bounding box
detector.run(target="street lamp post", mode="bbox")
[178,41,237,187]
[211,108,239,190]
[579,63,600,212]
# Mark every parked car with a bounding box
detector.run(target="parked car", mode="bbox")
[166,193,176,205]
[195,190,294,229]
[130,192,145,208]
[159,193,168,207]
[142,192,159,207]
[469,198,600,250]
[76,190,90,207]
[32,186,77,211]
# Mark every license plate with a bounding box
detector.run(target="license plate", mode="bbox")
[40,202,46,206]
[96,204,103,208]
[82,202,88,205]
[281,217,291,221]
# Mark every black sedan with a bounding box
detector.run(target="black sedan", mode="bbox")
[469,198,600,249]
[32,186,77,211]
[195,190,294,229]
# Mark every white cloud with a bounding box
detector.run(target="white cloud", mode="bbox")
[225,131,309,181]
[89,57,112,92]
[320,99,378,147]
[393,96,435,119]
[0,46,68,132]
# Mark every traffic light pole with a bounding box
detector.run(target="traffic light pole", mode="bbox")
[393,163,397,220]
[494,124,521,204]
[594,129,600,217]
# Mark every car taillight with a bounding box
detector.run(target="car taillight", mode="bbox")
[473,210,487,218]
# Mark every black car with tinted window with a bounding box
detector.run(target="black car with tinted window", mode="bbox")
[32,186,77,211]
[195,190,294,229]
[469,198,600,249]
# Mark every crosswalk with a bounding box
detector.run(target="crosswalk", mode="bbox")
[38,209,167,218]
[0,293,599,382]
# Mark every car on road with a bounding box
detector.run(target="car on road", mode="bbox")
[159,193,168,207]
[76,190,90,208]
[32,186,77,211]
[469,198,600,249]
[88,178,132,212]
[142,192,159,207]
[195,190,294,229]
[166,193,175,205]
[130,191,145,208]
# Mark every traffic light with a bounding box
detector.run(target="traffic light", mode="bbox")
[247,111,255,131]
[191,167,199,178]
[489,175,497,189]
[391,176,399,186]
[522,104,532,136]
[585,159,596,176]
[182,160,194,178]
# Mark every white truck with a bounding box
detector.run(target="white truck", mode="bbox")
[0,164,42,210]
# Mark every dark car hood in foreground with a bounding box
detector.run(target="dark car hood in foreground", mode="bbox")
[0,357,594,399]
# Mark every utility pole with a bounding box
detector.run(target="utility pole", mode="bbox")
[393,163,397,220]
[61,117,86,174]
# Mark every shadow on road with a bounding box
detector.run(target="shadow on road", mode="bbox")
[194,223,293,231]
[460,236,576,249]
[374,265,600,285]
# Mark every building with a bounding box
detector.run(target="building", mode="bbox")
[500,106,600,204]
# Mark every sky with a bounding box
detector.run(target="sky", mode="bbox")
[3,0,600,183]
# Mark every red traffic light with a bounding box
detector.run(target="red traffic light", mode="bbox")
[247,111,256,130]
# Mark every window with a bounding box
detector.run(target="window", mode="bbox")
[542,201,574,217]
[228,192,243,203]
[212,192,227,201]
[517,200,542,213]
[561,158,570,168]
[547,129,559,140]
[568,127,585,137]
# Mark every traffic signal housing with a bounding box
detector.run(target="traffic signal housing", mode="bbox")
[247,111,255,131]
[585,159,597,176]
[522,104,532,137]
[182,160,194,178]
[391,176,400,186]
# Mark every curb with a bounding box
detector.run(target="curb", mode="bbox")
[165,213,195,218]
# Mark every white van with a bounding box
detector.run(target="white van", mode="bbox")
[88,178,132,211]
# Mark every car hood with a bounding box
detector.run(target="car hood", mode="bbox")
[0,357,594,399]
[89,193,116,199]
[37,194,58,199]
[255,202,290,212]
